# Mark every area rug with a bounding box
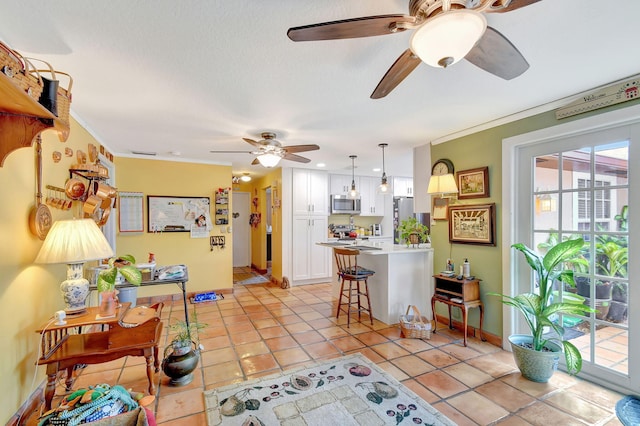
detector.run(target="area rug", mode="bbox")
[204,353,455,426]
[234,272,270,285]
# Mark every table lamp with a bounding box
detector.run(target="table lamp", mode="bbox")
[427,173,458,198]
[35,218,114,314]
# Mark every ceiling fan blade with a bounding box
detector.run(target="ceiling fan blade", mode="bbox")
[283,144,320,153]
[370,49,422,99]
[464,27,529,80]
[486,0,542,13]
[242,138,264,148]
[210,150,252,154]
[251,158,260,165]
[287,15,416,41]
[283,153,311,163]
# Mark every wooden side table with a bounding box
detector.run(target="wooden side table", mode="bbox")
[431,275,485,346]
[35,303,164,411]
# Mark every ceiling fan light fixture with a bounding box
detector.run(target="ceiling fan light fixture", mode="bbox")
[257,153,282,168]
[410,9,487,69]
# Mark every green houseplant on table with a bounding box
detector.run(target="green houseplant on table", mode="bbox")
[490,238,595,382]
[162,311,207,386]
[97,254,142,316]
[396,216,429,247]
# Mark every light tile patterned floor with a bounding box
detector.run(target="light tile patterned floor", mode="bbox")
[24,280,625,425]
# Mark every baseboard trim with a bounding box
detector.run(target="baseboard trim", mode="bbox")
[433,313,501,348]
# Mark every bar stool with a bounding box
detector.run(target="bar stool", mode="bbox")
[333,247,375,327]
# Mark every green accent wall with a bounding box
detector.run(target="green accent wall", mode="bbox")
[430,99,640,337]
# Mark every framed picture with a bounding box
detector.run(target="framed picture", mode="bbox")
[147,195,211,232]
[432,197,449,220]
[448,203,496,246]
[457,166,489,199]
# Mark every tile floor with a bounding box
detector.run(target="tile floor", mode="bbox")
[24,280,625,425]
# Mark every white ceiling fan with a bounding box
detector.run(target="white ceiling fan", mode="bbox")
[210,132,320,167]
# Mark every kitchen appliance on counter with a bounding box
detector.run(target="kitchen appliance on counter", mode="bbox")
[330,224,353,238]
[370,224,382,236]
[330,194,361,215]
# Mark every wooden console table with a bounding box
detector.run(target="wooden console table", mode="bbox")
[431,274,485,346]
[35,302,163,411]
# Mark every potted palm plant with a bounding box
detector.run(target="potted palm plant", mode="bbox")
[97,254,142,316]
[396,217,429,247]
[490,238,595,382]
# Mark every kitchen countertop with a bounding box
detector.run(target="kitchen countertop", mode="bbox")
[317,241,431,255]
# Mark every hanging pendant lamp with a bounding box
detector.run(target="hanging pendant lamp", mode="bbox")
[378,143,390,194]
[348,155,359,199]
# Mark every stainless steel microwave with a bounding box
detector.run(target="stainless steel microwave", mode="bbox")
[330,194,361,215]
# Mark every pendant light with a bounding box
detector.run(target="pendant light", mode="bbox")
[348,155,359,199]
[378,143,389,194]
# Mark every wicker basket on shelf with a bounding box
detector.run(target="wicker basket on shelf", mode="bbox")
[0,42,43,101]
[399,305,432,339]
[26,57,73,125]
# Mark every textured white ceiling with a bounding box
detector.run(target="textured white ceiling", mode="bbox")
[1,1,639,178]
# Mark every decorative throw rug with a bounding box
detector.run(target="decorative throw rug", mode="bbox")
[204,353,455,426]
[233,269,271,285]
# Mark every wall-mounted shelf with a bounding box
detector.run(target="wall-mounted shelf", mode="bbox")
[0,72,70,167]
[215,188,230,225]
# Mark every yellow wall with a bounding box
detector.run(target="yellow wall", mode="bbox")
[114,157,233,299]
[234,169,282,280]
[0,118,102,422]
[0,120,234,422]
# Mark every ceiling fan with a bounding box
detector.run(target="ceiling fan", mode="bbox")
[209,132,319,167]
[287,0,539,98]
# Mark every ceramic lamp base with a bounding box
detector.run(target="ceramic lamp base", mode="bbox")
[61,263,89,314]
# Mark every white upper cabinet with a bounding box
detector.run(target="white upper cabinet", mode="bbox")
[393,176,413,197]
[359,176,385,216]
[330,174,356,195]
[293,169,328,215]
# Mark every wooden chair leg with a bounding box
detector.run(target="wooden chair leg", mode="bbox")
[336,278,346,320]
[363,278,373,325]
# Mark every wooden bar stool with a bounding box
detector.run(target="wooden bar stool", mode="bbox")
[334,247,375,327]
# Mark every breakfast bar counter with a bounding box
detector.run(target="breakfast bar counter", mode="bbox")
[320,242,434,325]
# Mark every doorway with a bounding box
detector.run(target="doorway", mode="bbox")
[505,107,639,395]
[232,192,250,268]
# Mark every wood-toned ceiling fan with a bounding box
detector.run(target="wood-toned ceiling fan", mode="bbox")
[287,0,539,98]
[209,132,319,167]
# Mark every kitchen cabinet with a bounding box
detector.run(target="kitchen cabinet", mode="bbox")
[292,169,331,283]
[359,176,385,216]
[292,169,328,215]
[292,215,330,282]
[0,72,70,167]
[393,176,414,197]
[330,174,357,195]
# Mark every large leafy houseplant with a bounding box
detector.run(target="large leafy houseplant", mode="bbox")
[97,254,142,292]
[491,238,594,376]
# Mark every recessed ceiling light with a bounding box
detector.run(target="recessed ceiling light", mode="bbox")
[316,163,326,168]
[373,167,381,172]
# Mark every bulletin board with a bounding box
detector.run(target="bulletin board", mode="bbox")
[147,196,212,233]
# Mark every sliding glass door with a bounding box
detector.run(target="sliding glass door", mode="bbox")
[509,115,639,394]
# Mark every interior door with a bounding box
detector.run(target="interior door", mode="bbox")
[232,192,250,268]
[514,123,638,394]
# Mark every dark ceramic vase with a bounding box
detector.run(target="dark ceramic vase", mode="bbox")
[162,342,200,386]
